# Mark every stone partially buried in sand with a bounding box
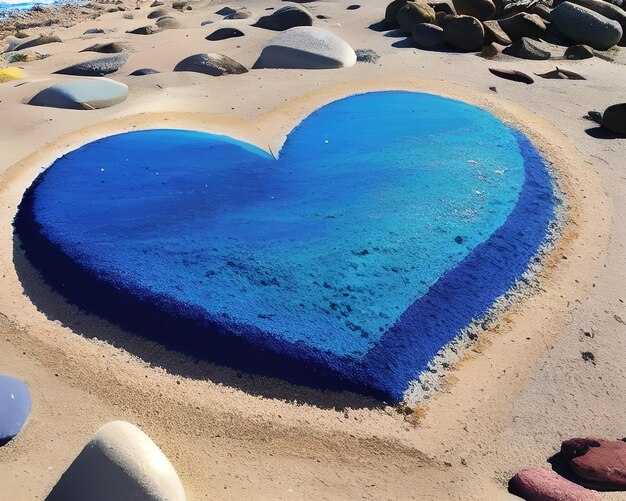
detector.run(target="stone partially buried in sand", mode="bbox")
[55,54,128,76]
[254,26,357,69]
[0,375,31,446]
[510,467,600,501]
[46,421,186,501]
[396,0,436,33]
[551,2,623,51]
[12,34,61,51]
[562,437,626,487]
[253,6,313,31]
[174,53,248,76]
[206,28,245,41]
[29,78,129,110]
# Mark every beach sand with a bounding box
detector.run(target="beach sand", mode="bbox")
[0,0,625,499]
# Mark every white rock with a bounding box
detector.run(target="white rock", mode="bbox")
[29,78,128,110]
[254,27,357,69]
[47,421,186,501]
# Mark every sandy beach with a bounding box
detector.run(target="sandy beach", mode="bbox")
[0,0,625,499]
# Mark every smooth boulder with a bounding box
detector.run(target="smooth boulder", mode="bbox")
[12,34,61,51]
[452,0,496,20]
[80,42,127,53]
[502,37,551,59]
[412,22,447,49]
[396,1,436,33]
[510,468,601,501]
[443,15,484,51]
[551,2,622,50]
[562,437,626,487]
[254,26,357,69]
[253,6,313,31]
[29,78,129,110]
[0,375,31,446]
[174,53,248,76]
[46,421,186,501]
[498,12,547,41]
[564,44,595,58]
[567,0,626,36]
[385,0,411,25]
[55,54,128,76]
[206,28,245,41]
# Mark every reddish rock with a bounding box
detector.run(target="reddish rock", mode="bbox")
[561,437,626,489]
[511,468,600,500]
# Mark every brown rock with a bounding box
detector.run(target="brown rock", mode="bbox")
[396,1,436,33]
[562,438,626,487]
[443,15,484,51]
[483,19,512,45]
[511,467,601,501]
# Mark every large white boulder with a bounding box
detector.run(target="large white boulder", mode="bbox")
[254,27,357,69]
[29,78,129,110]
[46,421,186,501]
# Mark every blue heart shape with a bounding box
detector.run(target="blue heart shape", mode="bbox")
[16,91,555,401]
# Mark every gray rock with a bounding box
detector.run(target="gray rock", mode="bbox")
[147,8,168,19]
[567,0,626,38]
[452,0,496,20]
[483,19,512,44]
[498,12,547,40]
[12,34,61,51]
[254,26,357,69]
[564,43,595,58]
[126,25,156,35]
[29,78,128,110]
[551,2,622,50]
[46,421,186,501]
[156,17,182,30]
[602,103,626,135]
[396,1,436,33]
[412,22,447,49]
[427,0,456,14]
[253,6,313,31]
[174,53,248,76]
[129,68,160,76]
[443,15,484,51]
[55,54,128,76]
[80,42,127,53]
[502,36,551,58]
[224,8,251,19]
[83,28,105,34]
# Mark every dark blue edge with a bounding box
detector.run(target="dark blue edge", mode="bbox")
[12,128,557,404]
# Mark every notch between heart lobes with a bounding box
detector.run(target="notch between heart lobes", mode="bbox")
[14,91,557,402]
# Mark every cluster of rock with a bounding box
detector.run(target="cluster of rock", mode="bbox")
[383,0,625,57]
[511,436,626,500]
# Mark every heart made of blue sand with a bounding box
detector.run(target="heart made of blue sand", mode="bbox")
[16,91,555,401]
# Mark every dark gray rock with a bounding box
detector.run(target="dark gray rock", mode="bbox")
[564,44,594,59]
[551,2,622,50]
[12,34,61,51]
[173,53,248,76]
[83,28,105,34]
[129,68,160,76]
[443,15,484,51]
[80,42,127,53]
[55,53,128,76]
[206,28,245,41]
[498,12,547,41]
[147,8,168,19]
[355,48,380,62]
[502,37,551,58]
[126,26,156,35]
[601,103,626,135]
[253,6,313,31]
[412,22,447,49]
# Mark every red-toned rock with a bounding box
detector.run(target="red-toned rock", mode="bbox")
[511,468,600,501]
[561,437,626,489]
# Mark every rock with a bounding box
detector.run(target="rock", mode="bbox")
[206,28,245,41]
[564,44,595,58]
[510,467,601,501]
[452,0,496,20]
[156,17,182,30]
[122,12,134,19]
[126,25,156,35]
[347,4,361,9]
[174,53,248,76]
[529,3,552,21]
[443,15,484,51]
[253,6,313,31]
[80,42,127,53]
[567,0,626,38]
[200,20,214,26]
[562,437,626,486]
[503,37,551,58]
[172,0,187,10]
[355,48,380,62]
[489,67,534,83]
[551,2,622,50]
[482,42,499,56]
[224,8,251,19]
[147,8,168,18]
[412,22,447,49]
[46,421,186,501]
[129,68,160,76]
[396,1,436,33]
[0,375,30,446]
[483,19,512,44]
[385,0,411,26]
[536,66,586,79]
[0,67,27,83]
[428,0,456,14]
[498,12,547,41]
[12,34,61,51]
[55,54,128,76]
[83,28,105,34]
[254,26,357,69]
[150,0,163,6]
[29,78,129,110]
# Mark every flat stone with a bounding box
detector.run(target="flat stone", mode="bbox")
[46,421,186,501]
[29,78,129,110]
[174,53,248,76]
[83,28,105,34]
[0,375,31,446]
[567,0,626,36]
[562,437,626,486]
[551,2,623,50]
[396,0,436,34]
[253,6,313,31]
[206,28,245,41]
[498,12,547,41]
[12,34,61,51]
[126,25,157,35]
[147,8,168,19]
[156,17,182,30]
[224,8,251,19]
[55,54,128,76]
[511,467,601,501]
[80,42,127,54]
[254,26,357,69]
[129,68,160,76]
[503,37,551,59]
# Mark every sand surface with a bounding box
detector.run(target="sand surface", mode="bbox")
[0,0,625,499]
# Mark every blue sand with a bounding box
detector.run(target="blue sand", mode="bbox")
[16,91,555,401]
[0,376,31,446]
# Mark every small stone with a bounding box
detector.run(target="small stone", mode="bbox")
[206,28,245,41]
[126,26,156,35]
[129,68,160,76]
[253,6,313,31]
[355,48,380,63]
[174,53,248,76]
[224,8,251,20]
[503,37,551,59]
[80,42,127,54]
[443,15,484,51]
[83,28,105,34]
[601,103,626,136]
